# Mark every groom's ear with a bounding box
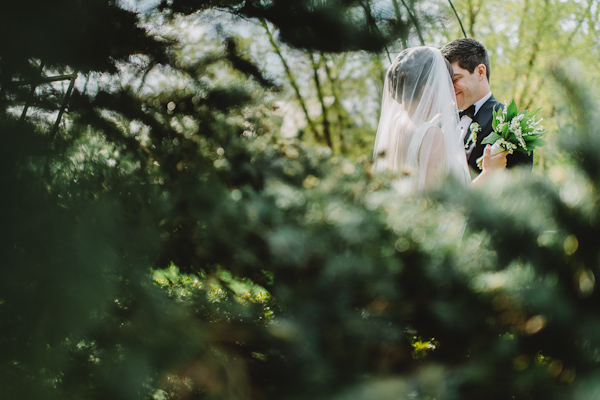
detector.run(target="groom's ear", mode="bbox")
[475,64,487,81]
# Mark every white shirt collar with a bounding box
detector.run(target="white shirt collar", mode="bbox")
[473,92,492,115]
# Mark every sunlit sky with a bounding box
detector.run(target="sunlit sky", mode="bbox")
[118,0,162,13]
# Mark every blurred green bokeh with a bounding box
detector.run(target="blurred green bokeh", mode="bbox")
[4,1,600,400]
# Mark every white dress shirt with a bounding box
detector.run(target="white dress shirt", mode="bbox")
[459,92,492,142]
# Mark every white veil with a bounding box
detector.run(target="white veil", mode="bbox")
[372,46,471,191]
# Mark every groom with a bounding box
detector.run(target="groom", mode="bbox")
[441,38,533,174]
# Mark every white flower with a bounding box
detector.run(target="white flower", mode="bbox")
[482,99,546,164]
[526,117,544,135]
[496,122,507,133]
[509,113,525,129]
[507,114,528,149]
[515,130,527,150]
[496,138,518,154]
[465,122,481,148]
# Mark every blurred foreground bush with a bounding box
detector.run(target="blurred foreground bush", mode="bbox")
[4,1,600,400]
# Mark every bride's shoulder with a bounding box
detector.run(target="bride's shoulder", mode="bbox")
[416,121,441,136]
[428,113,443,126]
[423,124,444,140]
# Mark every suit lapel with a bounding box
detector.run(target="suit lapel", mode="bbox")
[473,96,498,132]
[466,95,502,168]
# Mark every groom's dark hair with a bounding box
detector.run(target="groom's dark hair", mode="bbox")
[441,38,490,81]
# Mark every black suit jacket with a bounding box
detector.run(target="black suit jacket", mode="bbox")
[465,94,533,172]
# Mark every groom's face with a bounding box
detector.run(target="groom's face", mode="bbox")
[450,62,484,110]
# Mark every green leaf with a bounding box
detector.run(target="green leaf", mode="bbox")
[526,107,542,119]
[492,105,503,130]
[481,132,501,145]
[528,130,546,138]
[506,99,518,120]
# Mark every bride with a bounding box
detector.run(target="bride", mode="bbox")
[372,46,506,191]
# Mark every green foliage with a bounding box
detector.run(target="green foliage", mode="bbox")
[6,1,600,400]
[483,99,547,154]
[157,0,408,52]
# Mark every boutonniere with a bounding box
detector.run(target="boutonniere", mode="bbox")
[465,122,481,149]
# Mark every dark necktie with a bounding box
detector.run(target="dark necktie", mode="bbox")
[459,105,476,119]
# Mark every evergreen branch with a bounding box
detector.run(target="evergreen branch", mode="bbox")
[398,0,425,45]
[360,0,393,62]
[391,0,409,48]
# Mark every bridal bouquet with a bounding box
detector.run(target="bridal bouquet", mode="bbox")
[476,99,546,169]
